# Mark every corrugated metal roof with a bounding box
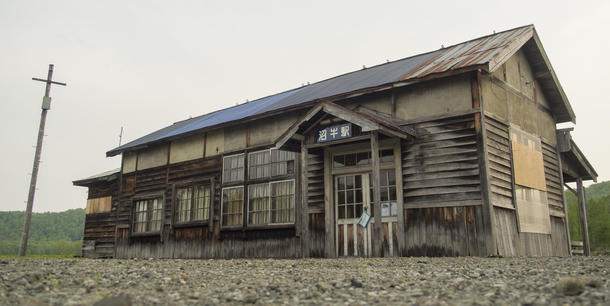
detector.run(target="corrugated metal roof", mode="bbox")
[108,25,572,157]
[107,48,445,156]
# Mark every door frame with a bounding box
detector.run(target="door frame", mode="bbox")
[324,138,404,257]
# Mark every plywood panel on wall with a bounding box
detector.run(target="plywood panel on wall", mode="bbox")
[86,196,112,214]
[512,141,546,191]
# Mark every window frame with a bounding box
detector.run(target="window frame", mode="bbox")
[247,179,296,227]
[248,149,296,180]
[221,186,244,228]
[223,153,245,183]
[221,148,299,230]
[171,177,215,229]
[130,192,166,238]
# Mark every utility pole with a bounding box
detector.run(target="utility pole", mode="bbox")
[19,64,66,257]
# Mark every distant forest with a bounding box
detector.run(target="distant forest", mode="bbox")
[0,209,84,255]
[0,182,608,256]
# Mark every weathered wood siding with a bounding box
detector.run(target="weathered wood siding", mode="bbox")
[82,213,116,258]
[308,213,325,257]
[114,155,306,259]
[404,206,487,256]
[490,135,570,257]
[82,180,118,258]
[116,226,300,259]
[541,140,564,217]
[493,207,520,257]
[485,116,514,209]
[401,115,487,256]
[307,148,325,212]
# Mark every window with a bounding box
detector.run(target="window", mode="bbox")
[270,180,295,223]
[370,171,397,217]
[248,180,295,225]
[271,150,296,176]
[222,149,297,228]
[222,187,243,226]
[133,197,163,233]
[224,154,244,183]
[337,175,364,219]
[175,185,211,223]
[249,149,296,179]
[249,151,270,179]
[333,149,394,168]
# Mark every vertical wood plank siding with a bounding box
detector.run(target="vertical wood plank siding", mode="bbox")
[402,115,487,256]
[484,116,514,209]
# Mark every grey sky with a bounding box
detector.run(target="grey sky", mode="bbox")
[1,1,608,212]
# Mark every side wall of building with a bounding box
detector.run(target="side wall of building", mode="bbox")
[480,50,569,257]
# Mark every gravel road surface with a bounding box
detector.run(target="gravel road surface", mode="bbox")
[0,256,608,305]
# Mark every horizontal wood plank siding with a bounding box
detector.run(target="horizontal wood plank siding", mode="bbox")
[307,149,325,212]
[402,115,482,207]
[82,212,117,258]
[402,115,486,257]
[484,116,514,209]
[541,140,564,217]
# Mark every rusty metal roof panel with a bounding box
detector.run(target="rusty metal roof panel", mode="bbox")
[400,26,533,80]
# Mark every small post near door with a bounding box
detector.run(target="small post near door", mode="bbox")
[371,131,382,257]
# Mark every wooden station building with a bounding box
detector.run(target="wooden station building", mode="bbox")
[74,25,597,259]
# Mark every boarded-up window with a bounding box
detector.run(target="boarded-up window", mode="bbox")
[511,125,551,234]
[85,197,112,214]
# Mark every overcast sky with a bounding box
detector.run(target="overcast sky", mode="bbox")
[1,0,609,213]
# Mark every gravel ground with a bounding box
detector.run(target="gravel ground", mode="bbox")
[0,256,608,305]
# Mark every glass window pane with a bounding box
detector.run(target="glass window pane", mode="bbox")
[338,191,346,204]
[380,172,388,187]
[346,176,354,189]
[338,177,345,190]
[333,155,345,168]
[388,171,396,186]
[381,188,389,202]
[345,154,356,166]
[347,190,354,204]
[389,186,397,201]
[355,175,362,188]
[356,152,369,165]
[347,205,354,218]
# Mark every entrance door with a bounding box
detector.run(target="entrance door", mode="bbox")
[335,171,399,257]
[335,174,372,257]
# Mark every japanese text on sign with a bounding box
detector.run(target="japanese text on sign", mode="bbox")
[318,123,352,143]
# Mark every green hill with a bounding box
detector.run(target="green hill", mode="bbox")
[0,209,85,256]
[566,181,610,254]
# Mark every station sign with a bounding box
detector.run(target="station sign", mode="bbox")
[317,123,352,143]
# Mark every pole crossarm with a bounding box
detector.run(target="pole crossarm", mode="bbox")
[32,77,67,87]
